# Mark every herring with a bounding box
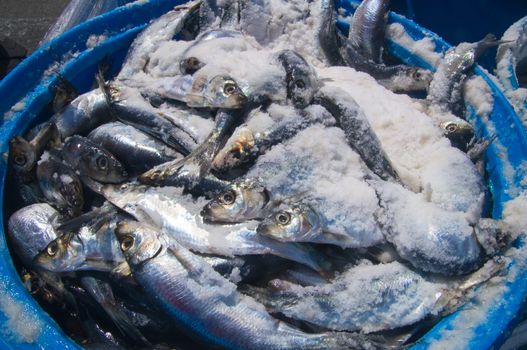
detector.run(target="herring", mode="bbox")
[348,0,391,63]
[115,220,386,350]
[36,156,84,217]
[88,122,183,176]
[278,50,319,108]
[62,135,128,184]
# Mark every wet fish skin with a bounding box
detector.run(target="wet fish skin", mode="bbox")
[108,84,198,156]
[201,180,271,223]
[349,0,391,64]
[62,135,128,184]
[314,85,399,182]
[7,203,61,266]
[278,50,319,108]
[100,183,329,272]
[88,122,182,176]
[115,221,385,350]
[33,210,126,274]
[36,157,84,217]
[53,89,113,139]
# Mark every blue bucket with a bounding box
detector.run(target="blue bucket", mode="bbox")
[0,0,526,348]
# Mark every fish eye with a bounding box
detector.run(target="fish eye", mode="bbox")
[219,190,236,205]
[412,70,422,79]
[445,123,458,133]
[275,211,291,226]
[96,156,108,170]
[120,184,128,191]
[47,241,59,257]
[294,79,306,89]
[13,154,27,166]
[120,235,134,252]
[223,81,237,96]
[187,57,200,69]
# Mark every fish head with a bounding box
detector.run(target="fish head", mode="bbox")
[203,75,248,108]
[9,136,36,175]
[407,67,433,90]
[201,181,271,222]
[212,128,256,171]
[257,203,319,242]
[33,234,83,272]
[288,70,318,109]
[63,136,128,183]
[179,56,205,75]
[440,120,474,151]
[115,221,163,267]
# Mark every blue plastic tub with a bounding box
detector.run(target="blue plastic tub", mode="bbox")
[0,0,526,348]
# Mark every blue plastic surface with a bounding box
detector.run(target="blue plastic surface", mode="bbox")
[0,0,526,348]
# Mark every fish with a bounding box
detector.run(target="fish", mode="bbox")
[212,104,335,172]
[88,122,183,176]
[313,85,400,181]
[247,259,503,333]
[7,203,61,266]
[100,82,199,156]
[348,0,391,64]
[427,34,500,115]
[201,180,272,223]
[371,179,485,275]
[440,119,475,152]
[138,108,241,187]
[33,208,127,274]
[9,121,59,180]
[36,156,84,217]
[100,183,329,272]
[114,220,386,350]
[62,135,128,184]
[117,0,203,80]
[318,0,346,66]
[257,200,384,248]
[256,199,385,248]
[339,33,433,92]
[277,50,319,109]
[142,73,248,109]
[53,89,113,139]
[78,276,150,346]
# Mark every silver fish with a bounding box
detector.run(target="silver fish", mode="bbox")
[115,220,385,350]
[314,85,399,181]
[257,201,383,248]
[427,34,500,115]
[53,89,112,139]
[201,180,271,223]
[249,259,503,333]
[100,183,328,272]
[7,203,61,266]
[371,179,485,275]
[62,135,128,183]
[117,0,202,80]
[348,0,391,63]
[33,210,126,274]
[36,157,84,217]
[88,122,183,176]
[277,50,319,108]
[143,73,248,109]
[138,109,241,187]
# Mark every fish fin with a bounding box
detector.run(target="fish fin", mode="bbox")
[467,134,497,163]
[50,74,79,114]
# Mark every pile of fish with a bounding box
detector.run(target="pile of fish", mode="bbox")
[5,0,518,348]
